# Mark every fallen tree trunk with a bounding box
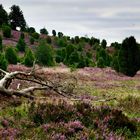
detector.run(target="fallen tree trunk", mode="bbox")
[0,66,77,100]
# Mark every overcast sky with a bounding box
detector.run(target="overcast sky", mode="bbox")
[1,0,140,44]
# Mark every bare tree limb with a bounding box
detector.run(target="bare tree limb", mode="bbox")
[0,68,77,100]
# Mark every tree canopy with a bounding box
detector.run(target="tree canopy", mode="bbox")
[0,4,8,27]
[118,36,140,76]
[9,5,27,31]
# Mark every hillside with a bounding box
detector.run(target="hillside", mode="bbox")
[0,4,140,139]
[0,64,140,139]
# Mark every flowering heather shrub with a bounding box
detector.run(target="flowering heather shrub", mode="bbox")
[42,121,85,139]
[52,133,66,140]
[29,101,77,124]
[0,118,19,139]
[0,99,138,139]
[12,30,21,40]
[8,64,31,72]
[28,101,137,139]
[108,109,137,132]
[0,128,19,139]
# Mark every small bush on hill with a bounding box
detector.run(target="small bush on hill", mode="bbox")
[55,48,66,63]
[0,52,8,70]
[0,35,2,51]
[30,37,34,45]
[20,32,25,39]
[24,48,35,67]
[2,25,11,38]
[5,47,18,64]
[52,29,56,36]
[46,36,52,44]
[36,40,55,66]
[97,57,105,68]
[32,32,39,40]
[27,27,36,34]
[40,28,48,35]
[16,37,26,52]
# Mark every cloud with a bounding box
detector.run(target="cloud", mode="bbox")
[1,0,140,44]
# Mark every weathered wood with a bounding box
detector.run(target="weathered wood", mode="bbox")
[0,67,77,100]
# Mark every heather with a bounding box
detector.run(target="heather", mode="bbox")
[0,65,140,139]
[0,3,140,140]
[0,100,139,139]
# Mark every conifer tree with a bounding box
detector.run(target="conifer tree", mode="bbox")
[5,47,18,64]
[36,40,55,66]
[118,36,140,76]
[0,35,2,51]
[0,53,8,70]
[0,4,8,27]
[9,5,27,30]
[16,37,26,52]
[24,48,35,67]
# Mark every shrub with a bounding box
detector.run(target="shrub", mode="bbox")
[101,39,107,49]
[40,28,48,35]
[24,48,35,67]
[30,37,34,45]
[96,48,110,66]
[32,32,39,40]
[58,32,63,38]
[52,30,56,36]
[111,56,120,72]
[0,53,8,70]
[20,32,25,39]
[0,35,2,51]
[28,101,77,124]
[36,40,55,66]
[46,36,52,44]
[55,48,66,63]
[64,44,75,64]
[16,37,26,52]
[27,27,36,34]
[97,57,105,68]
[57,38,67,48]
[5,47,18,64]
[68,51,80,66]
[2,25,11,38]
[118,95,140,114]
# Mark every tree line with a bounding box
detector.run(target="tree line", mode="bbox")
[0,4,140,77]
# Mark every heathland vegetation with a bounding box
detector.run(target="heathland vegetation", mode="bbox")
[0,4,140,139]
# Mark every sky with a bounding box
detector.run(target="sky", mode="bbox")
[1,0,140,44]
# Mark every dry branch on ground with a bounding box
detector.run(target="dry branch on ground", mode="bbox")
[0,66,77,100]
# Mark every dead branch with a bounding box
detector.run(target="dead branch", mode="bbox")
[0,67,78,100]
